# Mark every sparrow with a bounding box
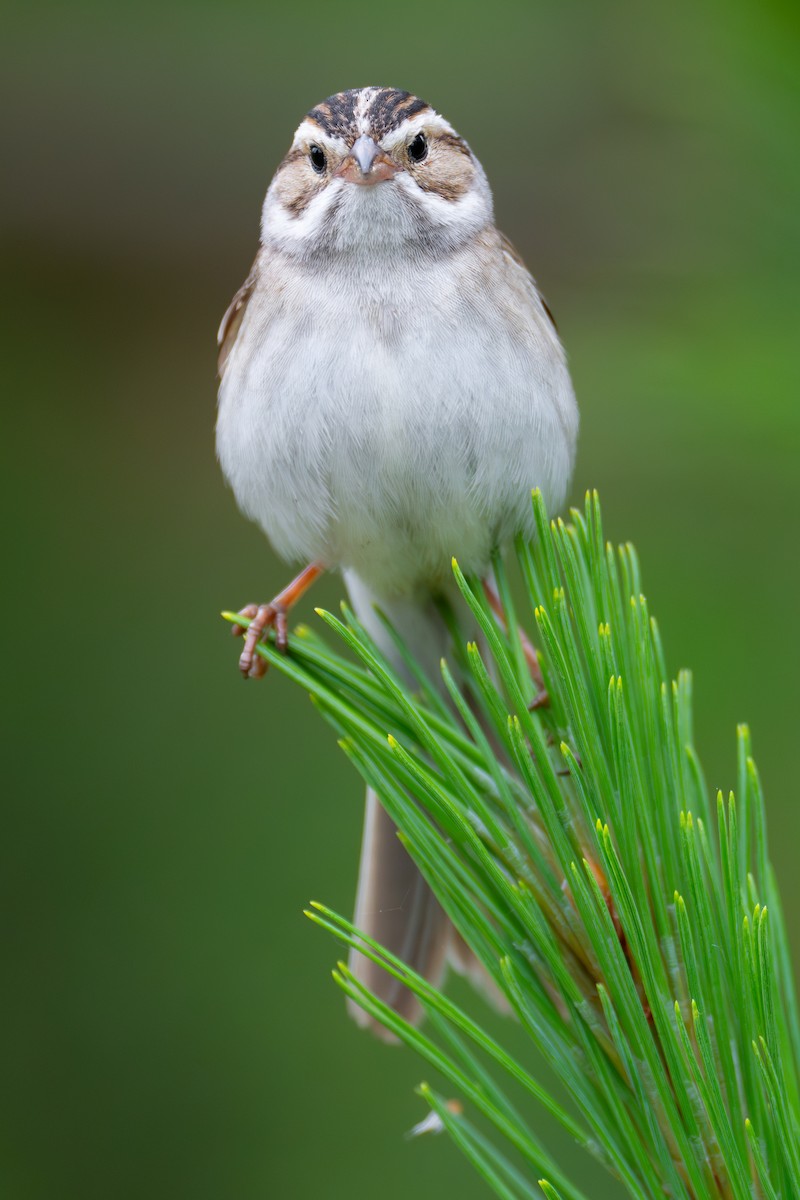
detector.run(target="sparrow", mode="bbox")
[216,87,578,1037]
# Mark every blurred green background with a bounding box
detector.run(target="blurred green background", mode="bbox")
[3,0,799,1196]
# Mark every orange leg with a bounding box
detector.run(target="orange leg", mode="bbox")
[482,577,548,707]
[233,562,324,679]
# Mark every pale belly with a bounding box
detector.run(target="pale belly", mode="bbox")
[216,278,577,599]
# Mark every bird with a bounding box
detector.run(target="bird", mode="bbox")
[216,86,578,1037]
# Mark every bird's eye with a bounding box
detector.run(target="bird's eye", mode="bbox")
[407,133,428,163]
[309,145,326,173]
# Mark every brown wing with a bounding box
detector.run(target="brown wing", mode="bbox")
[217,259,258,376]
[498,231,559,333]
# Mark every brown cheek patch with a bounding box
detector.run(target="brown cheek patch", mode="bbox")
[275,151,323,218]
[413,135,474,201]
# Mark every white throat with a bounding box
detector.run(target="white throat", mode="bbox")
[261,166,494,261]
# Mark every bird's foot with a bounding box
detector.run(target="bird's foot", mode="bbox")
[230,562,324,679]
[527,687,549,711]
[482,576,549,708]
[232,602,289,678]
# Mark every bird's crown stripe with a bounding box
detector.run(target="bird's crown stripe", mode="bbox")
[307,88,432,141]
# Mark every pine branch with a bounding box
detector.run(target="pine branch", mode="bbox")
[223,490,800,1199]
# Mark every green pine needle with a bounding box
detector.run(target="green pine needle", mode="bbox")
[224,489,799,1199]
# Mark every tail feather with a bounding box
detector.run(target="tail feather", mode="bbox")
[343,569,504,1036]
[347,790,450,1040]
[344,570,454,1039]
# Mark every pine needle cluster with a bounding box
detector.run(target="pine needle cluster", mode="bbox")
[225,491,799,1199]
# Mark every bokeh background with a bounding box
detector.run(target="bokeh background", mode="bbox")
[3,0,799,1196]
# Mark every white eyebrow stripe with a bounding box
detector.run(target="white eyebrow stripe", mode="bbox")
[380,111,458,151]
[293,119,348,151]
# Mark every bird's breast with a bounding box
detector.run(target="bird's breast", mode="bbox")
[216,252,576,598]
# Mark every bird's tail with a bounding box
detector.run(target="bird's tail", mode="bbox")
[343,570,501,1039]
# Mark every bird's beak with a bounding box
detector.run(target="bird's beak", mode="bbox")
[335,135,400,185]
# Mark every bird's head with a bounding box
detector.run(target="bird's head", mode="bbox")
[261,87,493,258]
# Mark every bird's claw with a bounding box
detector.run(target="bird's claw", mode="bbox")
[233,601,289,678]
[228,564,324,680]
[527,687,549,711]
